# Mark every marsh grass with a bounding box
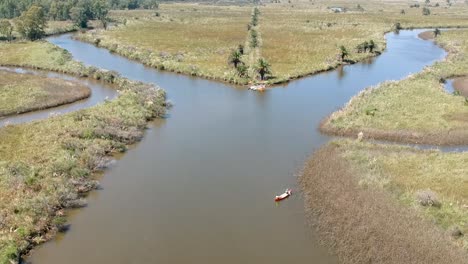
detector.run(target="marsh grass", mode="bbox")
[0,70,91,117]
[300,140,468,263]
[74,1,468,85]
[76,4,252,84]
[0,41,167,263]
[322,30,468,145]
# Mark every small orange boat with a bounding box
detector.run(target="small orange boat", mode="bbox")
[275,189,292,202]
[249,84,266,91]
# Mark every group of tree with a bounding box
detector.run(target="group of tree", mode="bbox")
[422,7,431,15]
[228,44,271,81]
[356,40,377,53]
[0,0,159,20]
[0,5,48,41]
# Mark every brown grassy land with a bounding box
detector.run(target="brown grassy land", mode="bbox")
[300,140,468,263]
[76,4,252,84]
[0,41,167,263]
[74,1,468,85]
[322,29,468,145]
[0,70,91,117]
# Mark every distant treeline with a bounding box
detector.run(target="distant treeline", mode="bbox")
[0,0,159,20]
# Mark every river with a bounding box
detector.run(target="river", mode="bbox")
[23,29,446,263]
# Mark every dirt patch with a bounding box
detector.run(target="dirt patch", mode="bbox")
[453,76,468,97]
[299,144,468,264]
[418,31,435,40]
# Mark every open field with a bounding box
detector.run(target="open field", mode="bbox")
[322,29,468,145]
[0,70,91,117]
[77,4,252,83]
[300,139,468,263]
[75,1,468,85]
[0,41,167,263]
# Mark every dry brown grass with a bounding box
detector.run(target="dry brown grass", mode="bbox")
[76,4,252,83]
[0,70,91,117]
[300,143,468,264]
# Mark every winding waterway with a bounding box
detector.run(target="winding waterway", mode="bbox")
[22,29,447,263]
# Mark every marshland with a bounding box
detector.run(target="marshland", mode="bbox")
[0,0,468,264]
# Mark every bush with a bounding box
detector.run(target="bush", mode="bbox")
[415,189,441,207]
[422,7,431,15]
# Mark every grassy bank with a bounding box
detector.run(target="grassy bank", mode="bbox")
[0,70,91,117]
[322,29,468,145]
[76,4,252,84]
[73,1,468,85]
[0,42,167,263]
[300,140,468,263]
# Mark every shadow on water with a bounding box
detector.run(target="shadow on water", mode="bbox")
[22,29,448,264]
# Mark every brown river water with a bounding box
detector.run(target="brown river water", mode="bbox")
[19,29,446,263]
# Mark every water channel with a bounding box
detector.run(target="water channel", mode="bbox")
[23,29,446,263]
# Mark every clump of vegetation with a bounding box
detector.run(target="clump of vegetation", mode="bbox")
[0,19,13,41]
[423,7,431,16]
[415,189,442,207]
[339,45,349,61]
[256,57,271,80]
[356,40,377,53]
[0,37,167,264]
[15,5,47,41]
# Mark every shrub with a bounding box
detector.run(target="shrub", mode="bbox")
[415,189,441,207]
[422,7,431,15]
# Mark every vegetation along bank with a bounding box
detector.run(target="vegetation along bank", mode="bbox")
[0,38,167,264]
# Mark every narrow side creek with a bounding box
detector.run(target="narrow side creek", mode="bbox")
[22,29,447,264]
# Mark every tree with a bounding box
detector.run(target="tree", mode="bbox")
[422,7,431,15]
[434,28,441,37]
[400,9,405,14]
[256,58,271,80]
[16,5,46,41]
[339,45,348,61]
[425,0,430,4]
[93,0,110,29]
[368,40,376,53]
[143,0,159,9]
[228,49,242,68]
[236,64,248,77]
[70,7,88,28]
[127,0,140,10]
[0,19,13,41]
[250,29,258,48]
[394,22,402,32]
[49,0,59,20]
[238,44,244,55]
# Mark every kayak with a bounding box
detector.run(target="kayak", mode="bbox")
[275,189,292,202]
[249,84,266,91]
